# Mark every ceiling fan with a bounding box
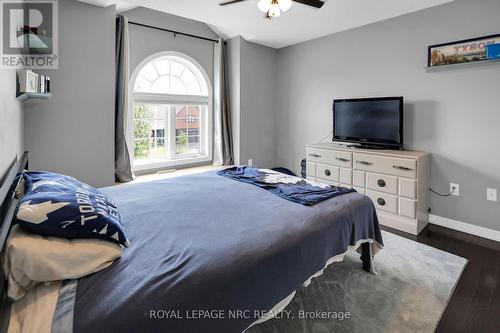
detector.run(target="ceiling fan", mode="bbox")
[219,0,325,20]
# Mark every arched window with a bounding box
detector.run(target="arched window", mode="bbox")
[130,53,212,171]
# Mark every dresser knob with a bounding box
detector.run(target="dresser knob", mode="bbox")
[377,179,386,187]
[377,198,386,206]
[324,169,331,177]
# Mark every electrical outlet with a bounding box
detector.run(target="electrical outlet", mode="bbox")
[487,188,497,202]
[450,183,459,196]
[248,159,253,167]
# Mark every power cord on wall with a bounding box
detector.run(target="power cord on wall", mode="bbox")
[319,131,333,143]
[429,186,456,197]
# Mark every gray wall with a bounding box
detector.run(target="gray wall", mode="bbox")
[240,38,278,168]
[226,36,278,168]
[0,70,23,176]
[124,7,217,86]
[23,0,116,188]
[275,0,500,231]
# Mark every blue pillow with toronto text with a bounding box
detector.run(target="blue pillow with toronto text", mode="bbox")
[14,172,129,247]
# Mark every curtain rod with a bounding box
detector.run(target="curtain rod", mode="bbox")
[128,21,219,43]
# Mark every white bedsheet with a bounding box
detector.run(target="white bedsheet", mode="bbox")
[8,282,61,333]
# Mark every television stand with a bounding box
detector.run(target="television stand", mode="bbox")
[306,142,430,235]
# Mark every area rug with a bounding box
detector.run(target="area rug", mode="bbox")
[248,230,467,333]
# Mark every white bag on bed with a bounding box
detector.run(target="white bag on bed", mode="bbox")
[3,225,121,301]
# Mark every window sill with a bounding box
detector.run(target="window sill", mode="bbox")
[122,164,228,185]
[132,155,213,173]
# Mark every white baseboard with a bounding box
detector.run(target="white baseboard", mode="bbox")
[429,214,500,243]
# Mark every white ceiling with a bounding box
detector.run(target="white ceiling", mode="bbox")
[78,0,138,12]
[79,0,454,49]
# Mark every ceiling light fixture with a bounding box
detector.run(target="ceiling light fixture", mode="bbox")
[258,0,292,19]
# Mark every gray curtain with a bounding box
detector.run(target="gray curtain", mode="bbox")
[213,38,234,165]
[115,15,134,182]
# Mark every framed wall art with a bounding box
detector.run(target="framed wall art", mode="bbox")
[428,34,500,67]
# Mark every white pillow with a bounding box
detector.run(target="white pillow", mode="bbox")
[3,225,121,301]
[14,174,25,199]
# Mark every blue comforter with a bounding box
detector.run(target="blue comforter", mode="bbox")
[61,171,382,333]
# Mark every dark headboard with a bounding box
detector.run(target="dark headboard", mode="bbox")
[0,152,28,332]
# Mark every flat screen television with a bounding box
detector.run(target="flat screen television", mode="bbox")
[333,97,403,149]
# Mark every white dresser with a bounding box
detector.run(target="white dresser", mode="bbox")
[306,143,430,235]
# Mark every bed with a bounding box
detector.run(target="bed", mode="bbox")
[0,154,383,333]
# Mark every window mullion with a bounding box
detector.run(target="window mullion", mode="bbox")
[165,106,171,160]
[168,105,176,159]
[201,105,206,155]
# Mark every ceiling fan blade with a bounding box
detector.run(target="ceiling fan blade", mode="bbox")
[293,0,325,9]
[219,0,249,6]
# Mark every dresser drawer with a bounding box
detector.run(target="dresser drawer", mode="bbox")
[353,186,365,194]
[353,153,417,178]
[339,168,352,185]
[366,172,398,195]
[366,190,398,214]
[316,178,340,187]
[353,170,365,187]
[306,147,326,162]
[399,178,417,199]
[306,147,352,168]
[399,198,416,219]
[316,164,340,183]
[306,162,316,177]
[331,151,353,168]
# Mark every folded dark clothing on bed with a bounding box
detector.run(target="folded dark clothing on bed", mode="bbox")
[217,166,355,205]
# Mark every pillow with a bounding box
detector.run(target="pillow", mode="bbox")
[14,173,26,199]
[14,171,130,247]
[3,225,121,301]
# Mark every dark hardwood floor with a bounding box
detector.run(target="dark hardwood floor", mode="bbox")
[382,224,500,333]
